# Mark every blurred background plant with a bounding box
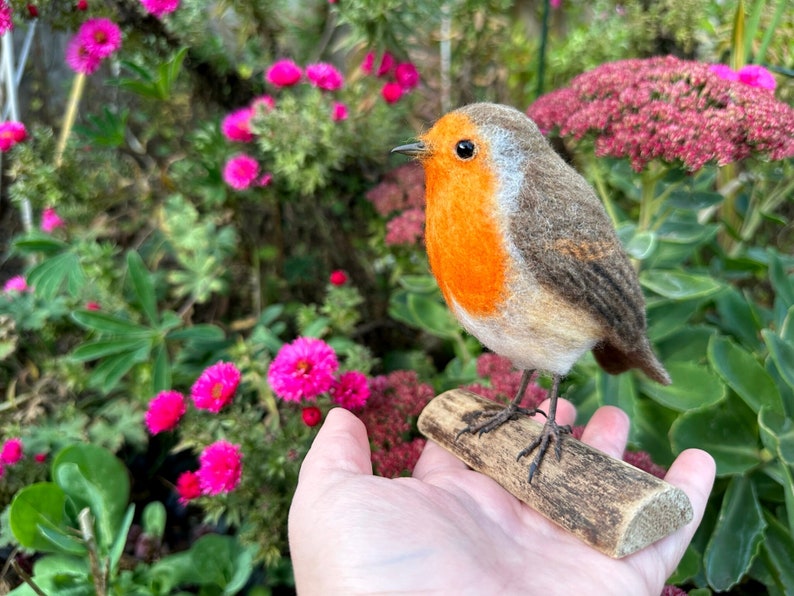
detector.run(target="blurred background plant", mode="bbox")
[0,0,792,593]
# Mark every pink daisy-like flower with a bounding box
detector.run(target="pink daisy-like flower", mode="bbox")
[737,64,776,91]
[361,52,375,75]
[266,59,302,87]
[0,438,23,465]
[376,52,395,77]
[329,270,347,285]
[709,63,738,82]
[257,172,273,187]
[0,1,13,36]
[306,62,344,91]
[175,470,201,505]
[331,101,349,122]
[395,62,420,90]
[330,371,370,409]
[191,361,241,413]
[65,36,102,75]
[0,121,27,152]
[197,440,242,495]
[267,337,339,402]
[76,0,88,10]
[223,154,260,190]
[381,81,403,104]
[302,406,322,427]
[145,390,187,434]
[3,275,28,293]
[139,0,179,19]
[41,207,65,233]
[221,107,254,142]
[78,18,122,60]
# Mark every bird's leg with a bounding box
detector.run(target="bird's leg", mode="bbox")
[516,374,571,483]
[456,369,542,439]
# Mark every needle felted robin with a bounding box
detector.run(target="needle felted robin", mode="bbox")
[392,103,670,482]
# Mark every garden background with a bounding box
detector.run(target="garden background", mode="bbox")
[0,0,793,594]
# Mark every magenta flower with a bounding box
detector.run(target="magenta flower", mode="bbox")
[267,337,339,402]
[306,62,344,91]
[0,1,13,36]
[266,59,302,87]
[223,154,260,190]
[0,438,23,465]
[40,207,65,233]
[251,94,275,112]
[331,101,348,121]
[139,0,180,18]
[302,406,322,427]
[395,62,420,90]
[709,63,738,82]
[145,390,187,434]
[330,371,371,409]
[221,107,254,142]
[361,52,375,75]
[65,36,102,75]
[257,172,273,187]
[78,18,122,59]
[175,470,201,505]
[381,81,403,104]
[737,64,776,91]
[0,121,27,152]
[527,55,794,171]
[329,270,347,286]
[191,361,241,413]
[197,440,242,495]
[3,275,28,293]
[376,52,395,77]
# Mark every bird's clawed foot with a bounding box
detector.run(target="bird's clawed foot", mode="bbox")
[517,417,572,483]
[456,402,542,440]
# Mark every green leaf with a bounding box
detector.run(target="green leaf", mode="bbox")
[640,270,723,300]
[667,544,701,585]
[70,337,153,362]
[388,290,460,340]
[715,288,764,348]
[127,250,159,325]
[762,330,794,391]
[53,444,130,552]
[109,504,135,572]
[28,252,86,300]
[142,501,167,541]
[704,475,765,591]
[398,274,440,294]
[671,396,761,476]
[759,511,794,595]
[640,361,725,411]
[72,310,149,335]
[7,555,91,596]
[152,343,171,393]
[708,335,783,414]
[12,231,68,255]
[87,343,151,393]
[769,250,794,309]
[758,407,794,466]
[624,229,657,260]
[189,534,255,593]
[667,189,724,210]
[9,483,75,553]
[166,324,226,342]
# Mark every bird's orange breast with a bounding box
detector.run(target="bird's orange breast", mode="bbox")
[421,114,509,317]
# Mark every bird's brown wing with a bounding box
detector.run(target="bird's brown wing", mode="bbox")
[508,172,670,384]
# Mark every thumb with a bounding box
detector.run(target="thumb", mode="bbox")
[298,407,373,481]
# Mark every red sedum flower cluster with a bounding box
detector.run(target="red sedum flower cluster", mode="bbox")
[527,55,794,172]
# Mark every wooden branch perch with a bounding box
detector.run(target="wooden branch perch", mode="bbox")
[417,389,693,559]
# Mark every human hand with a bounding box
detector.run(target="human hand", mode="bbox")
[288,400,715,595]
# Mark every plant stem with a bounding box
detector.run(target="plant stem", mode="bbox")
[78,508,107,596]
[54,72,87,168]
[11,559,47,596]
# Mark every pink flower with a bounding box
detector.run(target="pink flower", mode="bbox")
[191,361,241,413]
[85,301,101,310]
[306,62,344,91]
[737,64,776,91]
[34,453,47,463]
[385,208,425,246]
[41,207,65,232]
[709,63,738,82]
[302,406,322,427]
[361,52,375,74]
[197,440,242,495]
[377,52,395,77]
[175,470,201,505]
[139,0,180,18]
[267,337,339,402]
[395,62,420,90]
[76,0,88,10]
[65,36,102,75]
[251,94,275,112]
[27,4,38,18]
[266,59,302,87]
[0,438,23,465]
[550,0,561,7]
[381,81,403,104]
[0,1,13,36]
[223,154,260,190]
[331,101,349,121]
[78,18,122,59]
[145,390,187,434]
[330,371,370,409]
[221,107,254,142]
[3,275,28,293]
[329,270,347,285]
[0,121,27,152]
[257,172,273,187]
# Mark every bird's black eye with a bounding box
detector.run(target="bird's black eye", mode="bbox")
[455,140,476,160]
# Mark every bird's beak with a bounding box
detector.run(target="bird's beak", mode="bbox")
[391,141,428,157]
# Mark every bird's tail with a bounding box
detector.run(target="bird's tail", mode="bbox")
[593,340,671,385]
